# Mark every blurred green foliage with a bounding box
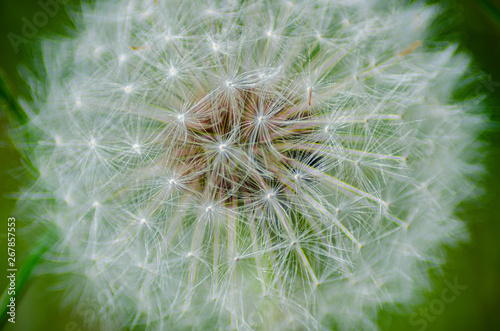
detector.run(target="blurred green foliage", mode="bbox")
[0,1,499,330]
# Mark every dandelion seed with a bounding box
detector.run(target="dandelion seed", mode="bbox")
[118,54,127,63]
[399,40,423,57]
[130,45,147,51]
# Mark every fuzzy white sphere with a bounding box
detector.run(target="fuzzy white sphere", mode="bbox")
[15,0,483,330]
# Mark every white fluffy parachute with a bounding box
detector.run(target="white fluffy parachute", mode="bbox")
[15,0,483,330]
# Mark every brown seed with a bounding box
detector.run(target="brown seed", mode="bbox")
[398,40,422,57]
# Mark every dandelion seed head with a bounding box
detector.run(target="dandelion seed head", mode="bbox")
[13,0,485,330]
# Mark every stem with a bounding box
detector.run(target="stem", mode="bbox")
[0,70,27,124]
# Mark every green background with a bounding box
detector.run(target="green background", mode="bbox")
[0,0,499,330]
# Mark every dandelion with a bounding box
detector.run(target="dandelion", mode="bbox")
[12,0,484,330]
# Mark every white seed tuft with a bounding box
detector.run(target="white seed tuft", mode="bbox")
[12,1,484,330]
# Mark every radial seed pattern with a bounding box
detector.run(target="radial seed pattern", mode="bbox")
[16,0,482,330]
